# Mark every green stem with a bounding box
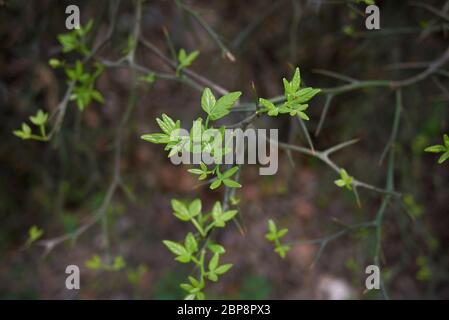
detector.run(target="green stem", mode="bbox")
[29,134,49,142]
[191,218,205,237]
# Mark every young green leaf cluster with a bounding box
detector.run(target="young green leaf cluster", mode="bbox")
[14,21,104,142]
[57,20,93,56]
[163,199,235,299]
[265,219,290,258]
[201,87,242,122]
[142,69,318,298]
[259,68,320,120]
[139,72,156,85]
[424,134,449,164]
[25,225,44,247]
[355,0,375,5]
[85,254,126,271]
[141,88,242,190]
[334,168,354,191]
[177,48,199,75]
[66,61,105,111]
[13,109,49,142]
[56,20,105,110]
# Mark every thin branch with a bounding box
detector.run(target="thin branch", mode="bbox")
[175,0,235,61]
[312,69,358,83]
[274,138,399,196]
[139,37,229,95]
[231,0,287,49]
[293,220,376,268]
[379,90,402,165]
[296,114,315,152]
[410,1,449,23]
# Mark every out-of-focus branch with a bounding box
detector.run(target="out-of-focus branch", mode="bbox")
[410,1,449,23]
[38,0,142,254]
[274,137,400,196]
[175,0,235,62]
[48,0,122,139]
[139,37,229,95]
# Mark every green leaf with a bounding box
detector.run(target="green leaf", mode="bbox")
[223,179,241,188]
[185,50,199,66]
[201,88,216,115]
[13,131,26,139]
[296,88,321,103]
[189,276,203,288]
[223,166,239,178]
[277,228,288,238]
[221,210,237,222]
[26,225,43,246]
[77,20,93,37]
[163,240,188,257]
[180,283,194,292]
[177,49,199,71]
[207,273,218,282]
[267,108,279,116]
[259,98,276,111]
[163,114,177,129]
[185,294,196,300]
[298,111,310,121]
[171,199,191,221]
[215,263,232,275]
[211,202,225,226]
[208,253,219,271]
[438,151,449,164]
[188,168,204,175]
[265,233,276,241]
[156,118,171,135]
[112,256,126,270]
[14,122,32,140]
[188,199,202,217]
[208,91,242,120]
[185,233,198,253]
[58,33,77,53]
[155,114,177,135]
[140,133,170,144]
[85,255,102,270]
[275,245,290,258]
[208,243,226,254]
[335,169,353,190]
[210,179,222,190]
[178,49,187,63]
[48,58,62,68]
[283,78,292,96]
[290,67,301,92]
[139,72,156,84]
[91,90,104,103]
[211,202,222,216]
[444,134,449,148]
[424,145,446,153]
[75,60,83,76]
[175,254,191,263]
[22,123,31,135]
[334,179,346,187]
[268,219,277,234]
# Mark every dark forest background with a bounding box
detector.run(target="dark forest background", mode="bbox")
[1,0,448,299]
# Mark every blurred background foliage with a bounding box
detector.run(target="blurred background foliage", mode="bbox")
[0,0,448,299]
